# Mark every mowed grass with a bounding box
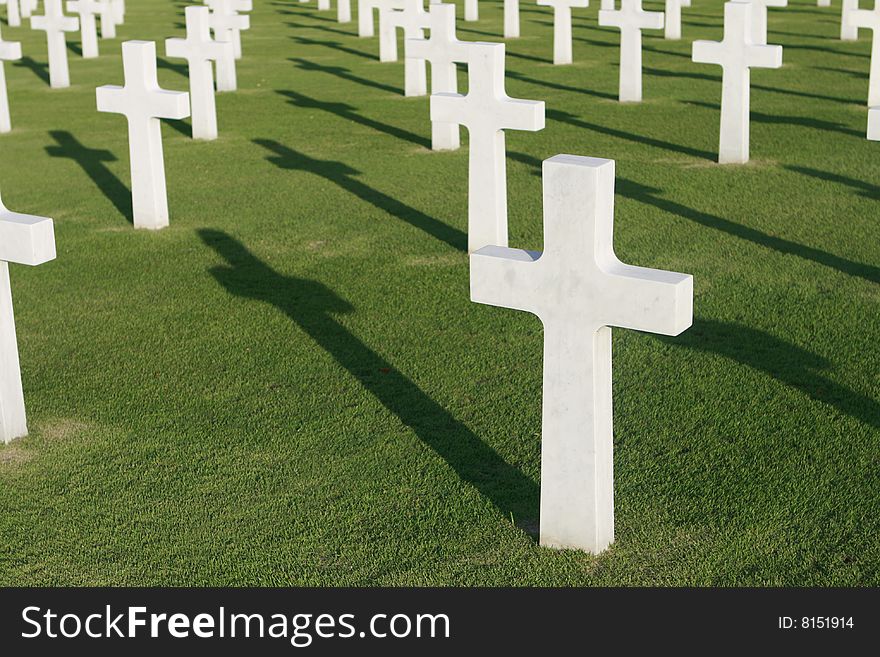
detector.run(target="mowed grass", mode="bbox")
[0,0,877,586]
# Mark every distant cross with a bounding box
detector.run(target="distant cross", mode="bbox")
[338,0,352,22]
[30,0,79,88]
[113,0,125,23]
[465,0,478,21]
[359,0,404,38]
[841,0,859,41]
[693,0,782,163]
[599,0,664,102]
[317,0,330,9]
[742,0,787,46]
[470,154,693,553]
[206,0,250,60]
[1,0,21,27]
[504,0,520,38]
[20,0,38,19]
[664,0,685,39]
[166,6,231,140]
[96,40,190,230]
[818,0,830,6]
[0,24,21,133]
[66,0,103,58]
[99,0,120,39]
[848,1,880,105]
[537,0,589,65]
[380,0,429,96]
[0,196,56,444]
[406,2,469,149]
[432,42,544,252]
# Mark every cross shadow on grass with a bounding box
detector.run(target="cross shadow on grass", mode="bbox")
[784,165,880,201]
[289,57,401,95]
[616,177,880,286]
[548,109,717,162]
[507,69,618,101]
[291,36,376,61]
[657,318,880,430]
[157,56,190,79]
[44,130,132,223]
[198,229,540,533]
[685,100,864,138]
[253,138,466,251]
[13,56,50,84]
[278,89,429,148]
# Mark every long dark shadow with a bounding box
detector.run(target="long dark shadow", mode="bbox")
[284,20,355,38]
[198,229,539,529]
[685,100,864,137]
[157,56,190,79]
[616,177,880,286]
[253,139,466,251]
[548,109,717,162]
[658,318,880,430]
[14,56,50,84]
[289,57,401,95]
[508,69,618,101]
[44,130,132,222]
[277,89,429,148]
[291,36,376,61]
[785,165,880,200]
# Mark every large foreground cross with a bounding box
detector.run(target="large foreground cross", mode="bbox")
[471,155,693,553]
[96,41,190,229]
[693,0,782,163]
[599,0,664,102]
[0,197,56,444]
[432,42,544,252]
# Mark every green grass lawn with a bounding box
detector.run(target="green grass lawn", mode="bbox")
[0,0,877,586]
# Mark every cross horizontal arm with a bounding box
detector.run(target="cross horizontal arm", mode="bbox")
[471,246,542,314]
[601,262,693,335]
[0,210,56,266]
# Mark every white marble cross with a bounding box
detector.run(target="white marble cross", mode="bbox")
[465,0,478,20]
[818,0,830,6]
[20,0,38,19]
[432,42,544,252]
[693,0,782,164]
[742,0,787,46]
[0,24,21,133]
[166,6,230,141]
[380,0,429,96]
[1,0,21,27]
[66,0,102,58]
[537,0,589,65]
[317,0,330,9]
[100,0,122,39]
[0,196,56,444]
[337,0,352,22]
[96,41,190,230]
[504,0,520,38]
[471,155,692,553]
[664,0,685,39]
[360,0,404,38]
[205,0,250,60]
[598,0,664,102]
[849,2,880,105]
[406,2,469,149]
[841,0,859,41]
[30,0,79,89]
